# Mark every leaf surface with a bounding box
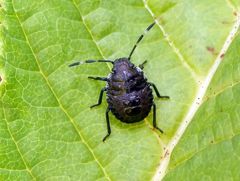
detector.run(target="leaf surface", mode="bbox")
[0,0,239,180]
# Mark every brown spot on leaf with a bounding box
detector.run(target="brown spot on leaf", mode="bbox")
[222,21,232,25]
[206,46,214,53]
[206,46,218,55]
[234,12,237,16]
[220,54,225,59]
[164,149,169,158]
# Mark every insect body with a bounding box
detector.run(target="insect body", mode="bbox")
[107,58,152,123]
[69,22,169,141]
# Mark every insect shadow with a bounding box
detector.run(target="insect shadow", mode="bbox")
[69,22,170,142]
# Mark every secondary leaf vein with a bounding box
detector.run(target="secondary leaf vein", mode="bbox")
[151,11,240,181]
[168,132,240,172]
[2,105,36,180]
[71,0,112,71]
[143,0,199,82]
[12,2,111,180]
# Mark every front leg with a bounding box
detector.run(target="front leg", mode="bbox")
[149,82,170,99]
[90,87,107,108]
[139,60,147,69]
[88,76,108,81]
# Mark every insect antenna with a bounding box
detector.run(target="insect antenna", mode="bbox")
[69,60,114,67]
[128,22,156,60]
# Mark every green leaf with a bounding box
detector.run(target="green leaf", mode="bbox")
[0,0,239,180]
[163,29,240,181]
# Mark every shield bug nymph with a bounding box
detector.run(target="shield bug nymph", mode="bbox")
[69,22,169,141]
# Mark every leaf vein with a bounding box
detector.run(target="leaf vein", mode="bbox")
[71,0,112,71]
[1,105,36,180]
[150,10,240,181]
[143,0,199,82]
[167,132,240,172]
[12,2,111,180]
[203,80,240,104]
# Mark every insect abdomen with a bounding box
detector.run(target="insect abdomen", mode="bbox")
[107,83,153,123]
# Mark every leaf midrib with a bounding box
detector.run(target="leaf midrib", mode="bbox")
[156,16,240,180]
[144,1,240,180]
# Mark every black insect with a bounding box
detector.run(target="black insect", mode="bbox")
[69,22,169,141]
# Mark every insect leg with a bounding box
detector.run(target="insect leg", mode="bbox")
[88,76,108,81]
[153,102,164,133]
[103,107,111,142]
[90,87,107,108]
[149,82,170,99]
[128,22,156,60]
[69,60,114,67]
[139,60,147,69]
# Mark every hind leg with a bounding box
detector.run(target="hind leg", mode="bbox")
[103,107,111,142]
[152,102,164,133]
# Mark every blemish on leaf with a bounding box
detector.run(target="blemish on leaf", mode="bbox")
[164,149,169,158]
[206,46,214,52]
[206,46,217,55]
[234,12,237,16]
[222,21,231,25]
[0,74,5,85]
[220,53,225,59]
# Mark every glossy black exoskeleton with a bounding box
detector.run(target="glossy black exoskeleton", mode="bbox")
[69,22,169,141]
